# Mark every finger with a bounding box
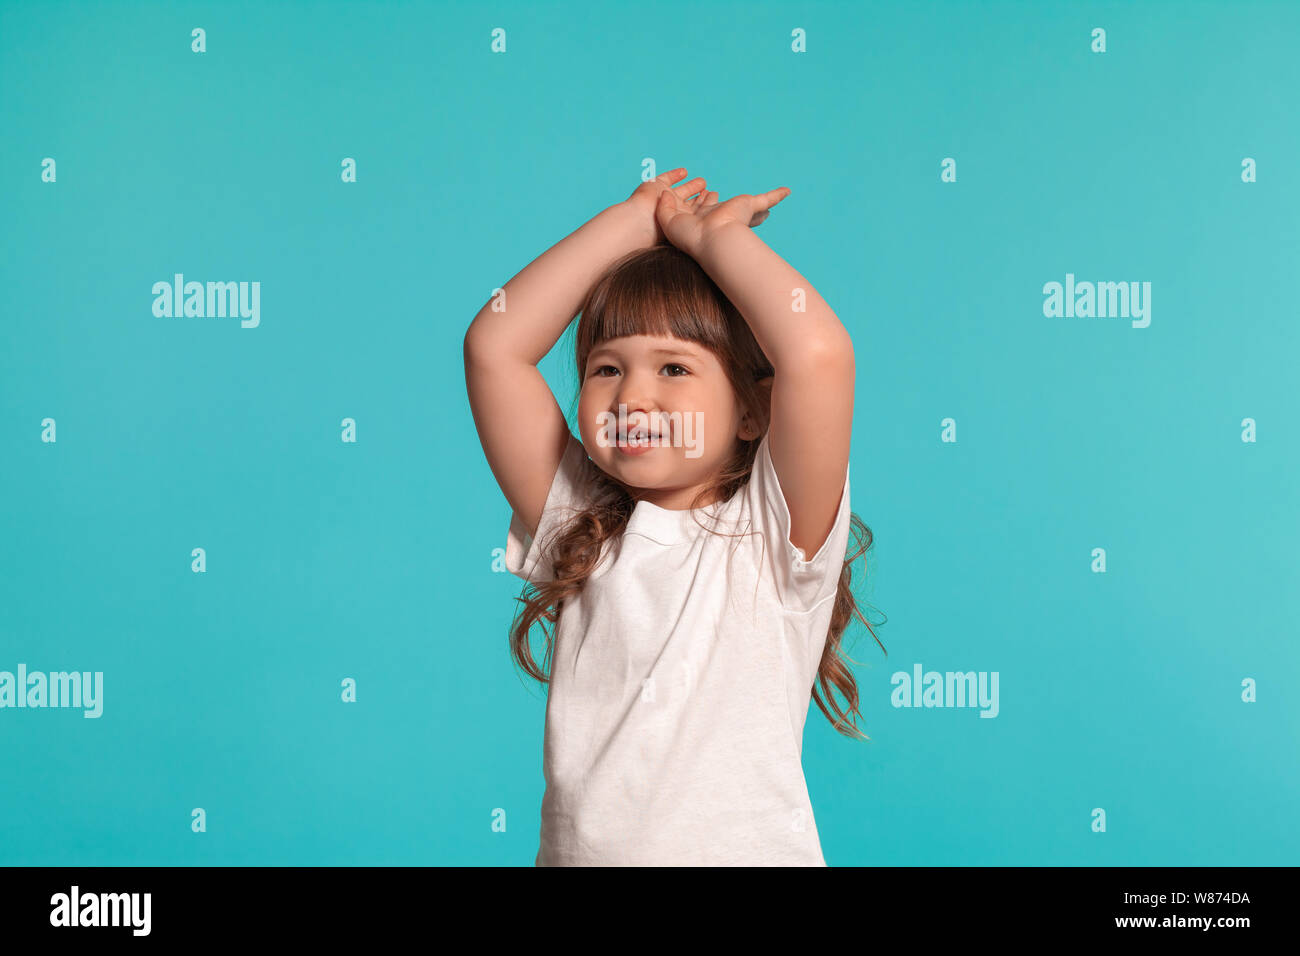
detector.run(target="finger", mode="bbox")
[672,176,706,199]
[657,190,687,230]
[657,167,688,185]
[671,189,694,211]
[758,186,791,208]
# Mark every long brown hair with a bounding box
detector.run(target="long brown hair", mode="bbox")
[509,243,886,739]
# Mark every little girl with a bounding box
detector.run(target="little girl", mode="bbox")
[464,168,883,866]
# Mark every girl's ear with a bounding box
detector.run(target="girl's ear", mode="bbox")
[738,376,774,441]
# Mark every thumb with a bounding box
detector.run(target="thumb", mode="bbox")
[655,189,673,221]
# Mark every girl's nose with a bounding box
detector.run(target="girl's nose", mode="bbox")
[615,371,656,410]
[613,397,655,420]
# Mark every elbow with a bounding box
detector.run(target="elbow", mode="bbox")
[463,323,490,367]
[832,332,855,371]
[799,331,855,378]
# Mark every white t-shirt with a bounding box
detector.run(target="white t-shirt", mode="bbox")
[505,428,852,866]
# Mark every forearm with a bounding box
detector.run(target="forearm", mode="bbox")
[693,221,853,370]
[465,201,654,366]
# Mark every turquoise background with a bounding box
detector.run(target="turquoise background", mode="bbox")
[2,0,1296,866]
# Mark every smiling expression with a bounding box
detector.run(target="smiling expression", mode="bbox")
[577,334,760,511]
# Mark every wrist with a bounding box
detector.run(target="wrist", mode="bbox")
[695,219,750,263]
[607,199,659,250]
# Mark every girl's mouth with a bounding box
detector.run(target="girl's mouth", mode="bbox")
[616,431,659,455]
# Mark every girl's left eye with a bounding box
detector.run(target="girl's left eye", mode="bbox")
[664,364,688,376]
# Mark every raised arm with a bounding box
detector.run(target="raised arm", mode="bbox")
[656,187,855,560]
[464,170,709,540]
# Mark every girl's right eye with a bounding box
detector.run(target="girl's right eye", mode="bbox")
[591,365,617,377]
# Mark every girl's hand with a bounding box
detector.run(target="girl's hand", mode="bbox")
[654,185,791,259]
[622,168,710,247]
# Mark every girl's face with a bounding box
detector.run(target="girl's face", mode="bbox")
[578,334,758,510]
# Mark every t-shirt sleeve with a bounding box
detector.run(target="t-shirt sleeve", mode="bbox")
[504,431,593,585]
[744,429,852,613]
